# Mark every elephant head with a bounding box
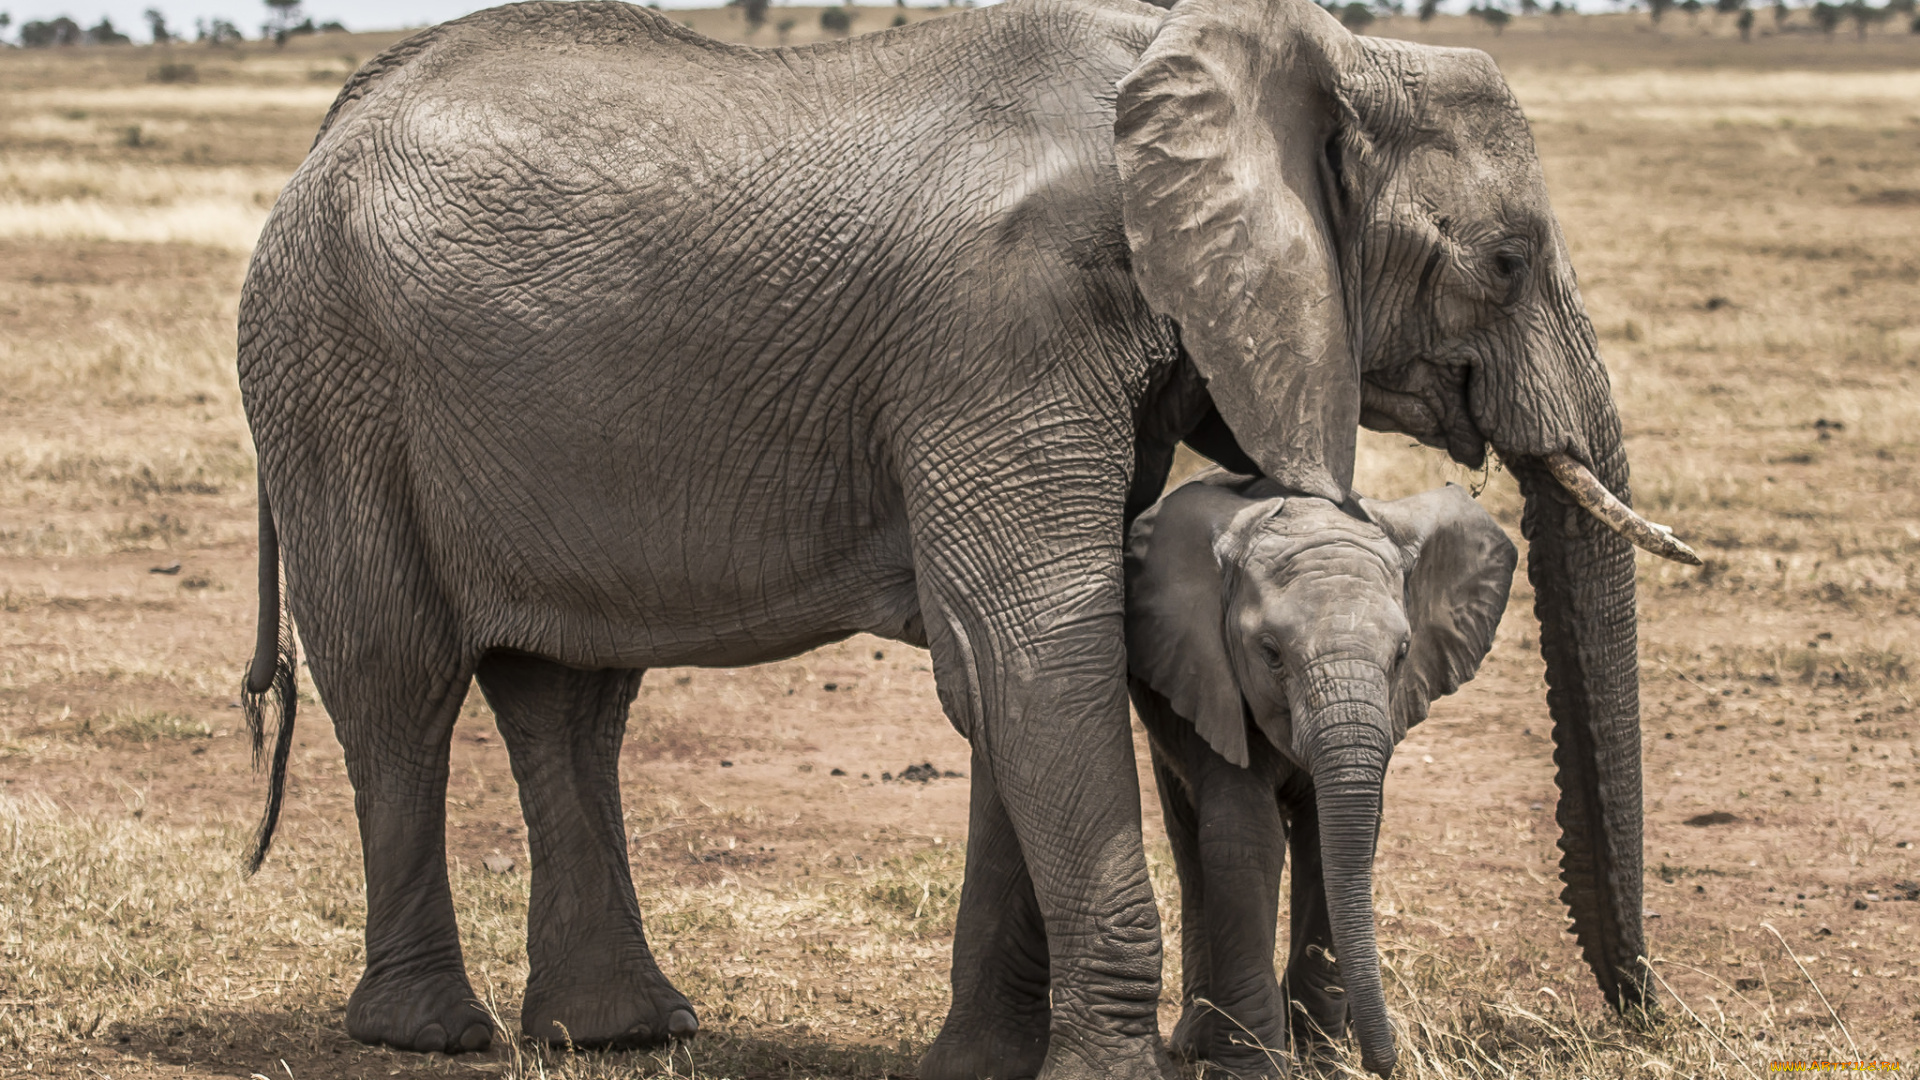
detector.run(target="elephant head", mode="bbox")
[1116,0,1693,1017]
[1127,473,1516,1075]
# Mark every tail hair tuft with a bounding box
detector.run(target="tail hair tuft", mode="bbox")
[241,580,297,876]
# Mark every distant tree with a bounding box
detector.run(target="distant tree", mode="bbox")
[1771,0,1788,23]
[144,7,170,42]
[1679,0,1702,20]
[318,18,344,30]
[1737,6,1754,34]
[1338,2,1375,29]
[1372,0,1405,15]
[22,15,83,45]
[1417,0,1440,18]
[891,11,907,24]
[1891,0,1917,15]
[1842,0,1887,34]
[1911,12,1920,32]
[1468,2,1512,30]
[775,16,795,40]
[1808,1,1841,32]
[1647,0,1672,23]
[200,16,243,43]
[1550,1,1570,13]
[0,11,11,38]
[1519,0,1539,14]
[819,5,851,33]
[85,15,129,42]
[728,0,769,31]
[262,0,301,43]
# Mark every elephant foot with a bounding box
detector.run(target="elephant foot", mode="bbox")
[1189,1039,1288,1080]
[1029,1038,1177,1080]
[1170,1003,1287,1079]
[1198,1051,1289,1080]
[346,965,493,1054]
[919,1015,1049,1080]
[1169,1002,1215,1061]
[521,964,696,1050]
[1284,1003,1348,1072]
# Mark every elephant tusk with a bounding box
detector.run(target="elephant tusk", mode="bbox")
[1544,453,1703,566]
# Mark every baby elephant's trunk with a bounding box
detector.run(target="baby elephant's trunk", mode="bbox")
[1301,661,1397,1078]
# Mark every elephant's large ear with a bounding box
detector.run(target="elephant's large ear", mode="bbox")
[1364,485,1519,738]
[1116,0,1361,504]
[1126,477,1280,768]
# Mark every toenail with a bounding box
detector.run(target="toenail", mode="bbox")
[458,1022,492,1052]
[668,1009,698,1038]
[415,1023,448,1053]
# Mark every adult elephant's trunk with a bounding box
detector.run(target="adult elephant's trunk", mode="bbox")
[1299,665,1397,1077]
[1510,436,1650,1012]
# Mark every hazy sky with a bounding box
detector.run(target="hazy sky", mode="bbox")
[8,0,974,36]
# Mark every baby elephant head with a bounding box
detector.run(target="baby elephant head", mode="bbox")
[1126,471,1517,1076]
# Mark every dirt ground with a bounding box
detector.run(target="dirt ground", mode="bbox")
[1,10,1916,1080]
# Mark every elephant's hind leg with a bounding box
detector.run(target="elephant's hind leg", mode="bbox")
[313,629,490,1053]
[475,651,696,1049]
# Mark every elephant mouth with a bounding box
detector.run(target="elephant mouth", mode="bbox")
[1359,360,1485,469]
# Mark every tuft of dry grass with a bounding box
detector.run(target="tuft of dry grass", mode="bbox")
[0,793,960,1077]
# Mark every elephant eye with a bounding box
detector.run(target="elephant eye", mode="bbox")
[1493,248,1531,302]
[1395,639,1411,665]
[1259,639,1284,670]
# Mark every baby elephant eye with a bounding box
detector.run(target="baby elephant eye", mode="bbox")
[1395,639,1411,664]
[1260,640,1284,669]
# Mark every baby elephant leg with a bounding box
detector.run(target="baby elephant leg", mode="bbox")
[1189,751,1289,1078]
[1151,749,1215,1065]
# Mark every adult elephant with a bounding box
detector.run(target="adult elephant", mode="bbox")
[236,0,1694,1075]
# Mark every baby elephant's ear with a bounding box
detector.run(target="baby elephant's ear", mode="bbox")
[1126,479,1277,768]
[1363,485,1519,738]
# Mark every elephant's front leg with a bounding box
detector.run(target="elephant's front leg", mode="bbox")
[1188,752,1289,1078]
[919,745,1051,1080]
[475,652,696,1049]
[920,584,1170,1079]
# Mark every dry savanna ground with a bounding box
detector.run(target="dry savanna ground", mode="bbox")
[1,12,1916,1080]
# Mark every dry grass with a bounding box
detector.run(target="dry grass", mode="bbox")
[1,12,1916,1080]
[0,792,1890,1079]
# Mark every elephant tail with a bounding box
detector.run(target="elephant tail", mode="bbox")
[241,479,298,877]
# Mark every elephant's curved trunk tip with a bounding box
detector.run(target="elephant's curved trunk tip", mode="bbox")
[1544,453,1702,566]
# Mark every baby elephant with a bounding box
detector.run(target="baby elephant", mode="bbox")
[1126,469,1517,1078]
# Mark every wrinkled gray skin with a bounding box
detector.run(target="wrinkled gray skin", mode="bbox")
[1126,471,1516,1076]
[237,0,1652,1075]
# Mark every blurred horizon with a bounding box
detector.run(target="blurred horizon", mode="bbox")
[2,0,1677,44]
[4,0,957,41]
